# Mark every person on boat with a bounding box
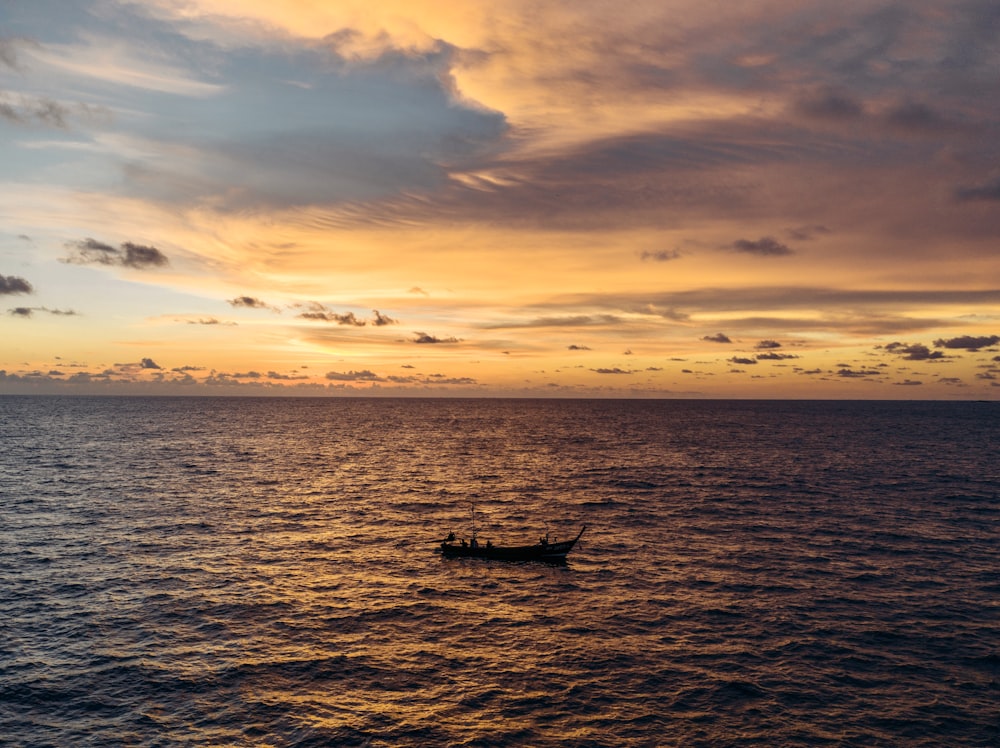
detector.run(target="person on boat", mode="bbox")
[470,537,479,549]
[446,532,455,542]
[540,533,549,546]
[460,538,467,548]
[486,539,493,549]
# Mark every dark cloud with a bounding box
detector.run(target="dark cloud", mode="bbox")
[372,310,398,326]
[140,358,161,370]
[296,304,397,326]
[756,352,799,361]
[228,296,272,310]
[0,40,80,128]
[298,309,366,326]
[0,92,73,128]
[837,368,882,378]
[933,334,999,351]
[755,339,782,349]
[591,368,634,375]
[111,39,507,212]
[0,39,24,70]
[325,369,383,381]
[882,342,945,360]
[640,249,681,262]
[7,306,78,318]
[883,100,953,134]
[954,177,1000,202]
[731,237,794,256]
[937,377,965,386]
[786,225,831,241]
[385,373,477,385]
[703,333,732,344]
[792,86,865,121]
[730,357,758,365]
[120,242,169,269]
[0,275,33,295]
[267,371,309,381]
[64,238,169,269]
[413,332,460,344]
[568,344,592,350]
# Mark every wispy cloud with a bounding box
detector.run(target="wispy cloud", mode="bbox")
[731,237,794,257]
[7,306,79,318]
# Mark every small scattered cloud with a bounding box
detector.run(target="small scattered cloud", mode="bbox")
[267,371,309,381]
[568,344,592,351]
[756,352,799,361]
[298,309,366,326]
[385,373,477,385]
[140,358,161,369]
[7,306,78,318]
[882,342,945,360]
[0,275,33,295]
[785,225,831,241]
[325,369,383,381]
[591,367,634,374]
[228,296,275,311]
[837,368,882,378]
[730,356,758,365]
[63,238,169,269]
[413,332,460,344]
[296,304,398,327]
[640,249,681,262]
[186,317,237,326]
[372,310,398,326]
[755,339,782,350]
[731,237,794,256]
[702,333,732,344]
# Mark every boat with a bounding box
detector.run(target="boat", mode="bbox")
[439,525,587,563]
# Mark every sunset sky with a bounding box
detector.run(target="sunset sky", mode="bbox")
[2,0,998,397]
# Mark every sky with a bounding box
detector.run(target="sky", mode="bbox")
[1,0,999,398]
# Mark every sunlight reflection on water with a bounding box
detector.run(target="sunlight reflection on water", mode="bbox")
[1,397,998,746]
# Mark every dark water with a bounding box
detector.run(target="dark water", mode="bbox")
[1,397,997,747]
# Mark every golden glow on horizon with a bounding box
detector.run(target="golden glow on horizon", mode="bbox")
[2,1,998,397]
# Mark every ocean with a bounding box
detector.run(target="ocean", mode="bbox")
[1,396,997,747]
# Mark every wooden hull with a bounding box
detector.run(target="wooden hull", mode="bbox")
[440,526,585,563]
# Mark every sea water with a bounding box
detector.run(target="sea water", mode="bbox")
[1,397,997,746]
